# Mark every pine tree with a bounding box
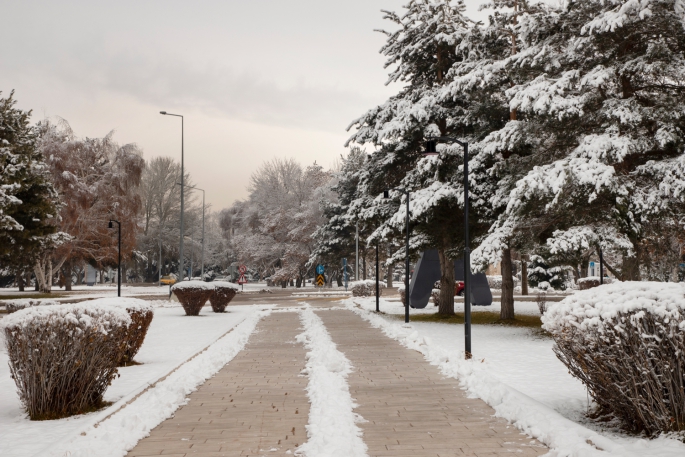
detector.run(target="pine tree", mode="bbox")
[0,91,61,290]
[473,0,685,283]
[346,0,473,315]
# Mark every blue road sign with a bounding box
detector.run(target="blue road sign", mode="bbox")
[589,261,595,268]
[316,264,325,275]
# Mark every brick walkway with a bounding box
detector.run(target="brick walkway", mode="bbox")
[127,311,310,457]
[126,306,546,457]
[317,310,545,457]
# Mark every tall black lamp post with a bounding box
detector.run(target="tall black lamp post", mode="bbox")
[159,111,185,280]
[425,137,472,359]
[384,188,410,323]
[108,219,121,297]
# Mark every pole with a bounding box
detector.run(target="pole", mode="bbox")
[159,228,162,286]
[355,223,359,281]
[599,248,604,285]
[201,190,205,278]
[343,258,348,291]
[405,191,410,324]
[375,242,379,312]
[180,116,184,281]
[117,221,121,297]
[463,142,472,359]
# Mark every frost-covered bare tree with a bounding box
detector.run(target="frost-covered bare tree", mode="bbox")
[229,158,330,286]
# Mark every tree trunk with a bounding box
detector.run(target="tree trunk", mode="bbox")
[17,273,24,292]
[500,248,515,320]
[336,271,343,287]
[520,254,528,296]
[296,276,302,288]
[64,268,72,291]
[362,253,367,280]
[622,241,641,280]
[437,247,455,315]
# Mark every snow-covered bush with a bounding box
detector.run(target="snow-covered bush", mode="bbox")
[577,277,600,290]
[486,275,518,290]
[3,299,60,314]
[527,256,566,291]
[210,281,239,313]
[171,281,215,316]
[1,303,130,420]
[542,282,685,434]
[430,289,440,307]
[87,298,154,366]
[351,280,382,297]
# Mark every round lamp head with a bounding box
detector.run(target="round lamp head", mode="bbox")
[160,111,167,115]
[108,221,113,229]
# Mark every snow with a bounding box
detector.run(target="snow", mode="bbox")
[170,280,215,291]
[295,305,367,457]
[84,296,154,312]
[0,301,269,457]
[1,301,130,332]
[345,296,685,457]
[542,281,685,333]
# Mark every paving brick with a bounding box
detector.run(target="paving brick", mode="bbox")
[126,312,309,457]
[316,310,546,457]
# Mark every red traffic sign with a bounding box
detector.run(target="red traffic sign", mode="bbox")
[239,265,247,274]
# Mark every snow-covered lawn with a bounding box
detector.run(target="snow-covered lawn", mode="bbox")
[348,297,685,457]
[0,301,270,457]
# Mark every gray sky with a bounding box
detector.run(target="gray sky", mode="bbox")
[0,0,487,209]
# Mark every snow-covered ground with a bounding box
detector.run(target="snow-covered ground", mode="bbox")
[347,297,685,457]
[378,294,544,316]
[0,301,271,457]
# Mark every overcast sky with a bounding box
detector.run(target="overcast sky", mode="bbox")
[0,0,487,210]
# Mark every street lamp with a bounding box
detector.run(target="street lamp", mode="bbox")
[108,219,121,297]
[384,188,411,323]
[375,241,380,312]
[160,111,185,281]
[425,136,472,359]
[177,183,206,278]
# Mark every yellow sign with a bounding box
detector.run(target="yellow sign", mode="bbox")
[316,274,325,286]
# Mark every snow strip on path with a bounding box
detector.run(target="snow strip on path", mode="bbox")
[344,298,685,457]
[43,308,271,457]
[295,304,368,457]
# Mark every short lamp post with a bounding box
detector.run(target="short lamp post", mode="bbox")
[108,219,121,297]
[384,188,410,324]
[425,137,473,360]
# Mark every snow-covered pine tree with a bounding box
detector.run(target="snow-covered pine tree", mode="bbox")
[442,0,549,318]
[473,0,685,283]
[346,0,472,315]
[0,91,61,290]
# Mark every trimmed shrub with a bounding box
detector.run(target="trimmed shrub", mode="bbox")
[210,281,239,312]
[577,277,601,290]
[87,298,154,366]
[3,299,60,314]
[1,303,130,420]
[430,288,441,307]
[542,282,685,434]
[171,281,215,315]
[351,280,382,297]
[398,285,406,306]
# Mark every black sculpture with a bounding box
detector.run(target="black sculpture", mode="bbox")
[408,249,493,309]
